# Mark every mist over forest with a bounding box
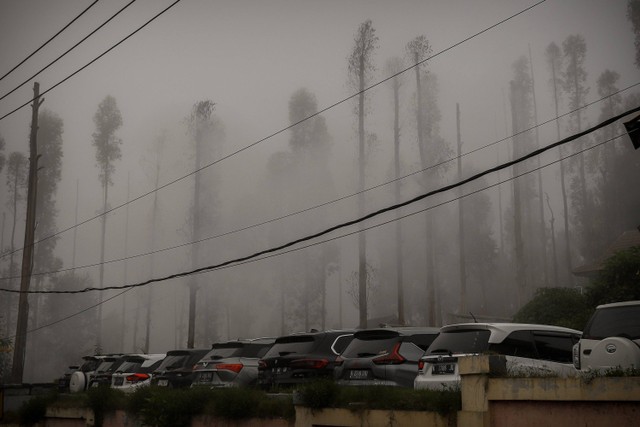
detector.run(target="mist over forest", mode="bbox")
[0,0,639,382]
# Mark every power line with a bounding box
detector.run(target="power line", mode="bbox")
[4,104,637,295]
[0,0,138,103]
[0,126,628,343]
[0,0,182,121]
[1,80,635,281]
[0,0,548,260]
[0,0,100,83]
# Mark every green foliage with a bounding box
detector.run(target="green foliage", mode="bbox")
[586,246,640,307]
[18,392,59,426]
[295,382,461,415]
[128,387,212,427]
[86,387,126,427]
[296,379,339,409]
[513,287,590,330]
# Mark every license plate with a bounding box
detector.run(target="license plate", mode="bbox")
[432,364,455,375]
[113,377,124,386]
[158,379,169,387]
[349,369,370,380]
[198,372,213,383]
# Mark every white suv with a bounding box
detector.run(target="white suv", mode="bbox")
[414,323,581,390]
[573,300,640,372]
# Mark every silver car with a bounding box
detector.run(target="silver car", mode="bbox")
[192,338,275,387]
[334,327,439,388]
[414,323,581,390]
[110,354,166,392]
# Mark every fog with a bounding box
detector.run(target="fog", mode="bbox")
[0,0,638,382]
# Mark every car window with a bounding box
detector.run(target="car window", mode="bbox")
[116,359,144,373]
[332,334,354,354]
[405,333,439,351]
[489,330,537,358]
[426,329,491,355]
[241,343,273,358]
[156,354,189,371]
[398,342,424,361]
[207,344,244,359]
[583,305,640,340]
[263,336,316,357]
[341,336,398,358]
[532,332,575,363]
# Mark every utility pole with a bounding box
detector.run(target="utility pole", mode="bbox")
[456,103,467,314]
[11,82,43,383]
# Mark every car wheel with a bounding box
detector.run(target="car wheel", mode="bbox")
[69,371,86,393]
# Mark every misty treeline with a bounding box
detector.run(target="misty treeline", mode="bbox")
[1,7,640,383]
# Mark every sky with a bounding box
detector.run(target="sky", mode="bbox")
[0,0,638,375]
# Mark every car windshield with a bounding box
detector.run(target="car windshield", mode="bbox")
[207,344,244,359]
[425,329,491,355]
[341,334,399,358]
[583,305,640,340]
[156,354,189,370]
[263,336,316,357]
[116,358,144,373]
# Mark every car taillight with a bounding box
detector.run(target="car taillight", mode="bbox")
[418,360,425,371]
[216,363,243,373]
[334,356,344,367]
[289,358,329,369]
[126,373,150,383]
[373,343,405,365]
[573,343,581,370]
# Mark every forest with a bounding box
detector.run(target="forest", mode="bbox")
[0,0,638,383]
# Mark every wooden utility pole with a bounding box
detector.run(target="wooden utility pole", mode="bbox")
[11,82,43,383]
[456,104,467,314]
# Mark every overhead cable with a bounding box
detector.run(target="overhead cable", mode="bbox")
[0,0,182,120]
[0,0,100,83]
[0,0,138,102]
[3,104,637,295]
[0,0,548,261]
[0,127,627,342]
[0,79,636,279]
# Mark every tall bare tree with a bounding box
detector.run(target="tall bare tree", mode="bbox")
[406,35,436,324]
[545,41,573,284]
[92,95,123,351]
[185,100,217,348]
[348,19,378,328]
[562,35,590,260]
[385,56,406,324]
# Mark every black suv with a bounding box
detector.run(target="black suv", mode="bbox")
[258,330,354,389]
[150,349,209,388]
[88,355,128,388]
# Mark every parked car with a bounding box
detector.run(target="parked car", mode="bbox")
[68,354,122,393]
[191,338,275,388]
[258,330,354,389]
[58,356,101,393]
[334,326,439,388]
[150,349,209,388]
[573,300,640,372]
[88,355,129,388]
[110,354,166,392]
[414,323,581,390]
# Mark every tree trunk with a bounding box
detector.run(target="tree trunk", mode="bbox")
[357,53,368,328]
